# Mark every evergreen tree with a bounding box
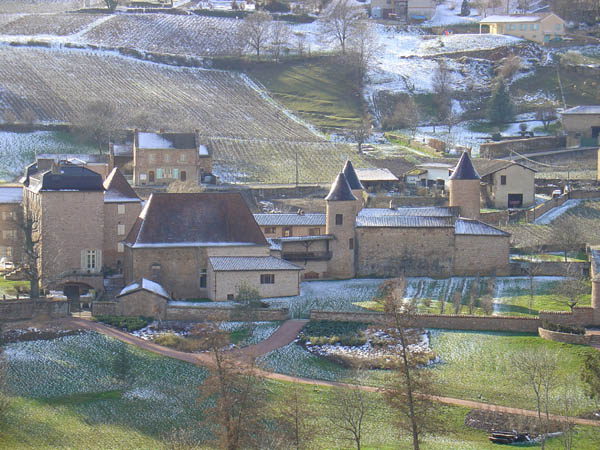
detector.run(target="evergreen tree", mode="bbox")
[113,344,132,384]
[460,0,471,16]
[488,79,514,124]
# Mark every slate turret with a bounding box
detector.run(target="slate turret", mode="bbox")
[449,152,481,220]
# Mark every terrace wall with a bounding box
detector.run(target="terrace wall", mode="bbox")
[480,136,565,159]
[0,298,69,322]
[166,305,290,321]
[509,261,589,277]
[538,327,592,345]
[309,310,541,332]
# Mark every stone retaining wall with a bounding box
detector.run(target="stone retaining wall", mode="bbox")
[538,327,592,345]
[309,310,540,332]
[166,305,290,321]
[480,136,565,159]
[509,261,589,277]
[0,298,69,322]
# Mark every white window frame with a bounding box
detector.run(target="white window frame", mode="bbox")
[117,204,125,215]
[117,224,126,235]
[86,250,98,271]
[117,242,124,253]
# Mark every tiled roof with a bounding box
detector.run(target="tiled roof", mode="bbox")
[562,105,600,115]
[253,213,326,226]
[342,160,364,190]
[354,168,399,182]
[29,166,104,192]
[276,235,334,242]
[103,168,141,203]
[0,187,22,204]
[125,192,267,248]
[473,159,536,177]
[455,219,510,236]
[325,172,357,202]
[209,256,303,271]
[356,216,454,228]
[449,152,480,180]
[358,207,457,218]
[118,278,170,299]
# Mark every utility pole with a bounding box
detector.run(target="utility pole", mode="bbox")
[295,149,299,187]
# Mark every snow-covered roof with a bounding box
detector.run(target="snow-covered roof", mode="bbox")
[118,278,170,299]
[417,162,454,169]
[36,153,109,165]
[253,213,326,226]
[209,256,303,271]
[103,168,141,203]
[358,207,456,218]
[0,187,22,204]
[354,168,399,182]
[562,105,600,115]
[480,15,541,23]
[454,219,509,236]
[138,132,176,149]
[356,216,454,228]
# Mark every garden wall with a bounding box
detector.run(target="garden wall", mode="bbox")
[0,298,69,322]
[509,261,589,277]
[309,310,540,332]
[480,136,565,159]
[166,305,290,321]
[538,327,592,345]
[480,210,509,225]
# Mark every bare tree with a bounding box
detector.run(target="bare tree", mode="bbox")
[270,20,291,62]
[10,208,41,299]
[382,96,420,142]
[319,0,366,55]
[346,20,379,89]
[535,106,557,131]
[194,322,270,450]
[325,379,374,450]
[553,273,590,312]
[378,278,438,450]
[103,0,118,11]
[275,383,315,450]
[351,119,371,154]
[452,290,462,314]
[240,11,273,59]
[0,323,9,426]
[516,0,530,13]
[515,348,558,449]
[549,215,584,262]
[71,101,120,154]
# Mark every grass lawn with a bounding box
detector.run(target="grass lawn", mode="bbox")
[385,132,442,158]
[0,278,29,297]
[246,56,364,131]
[2,331,599,448]
[511,252,588,263]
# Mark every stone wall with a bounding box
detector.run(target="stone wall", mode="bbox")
[92,301,119,316]
[479,210,509,225]
[166,305,290,321]
[480,136,565,159]
[538,327,592,345]
[210,269,301,301]
[0,298,69,321]
[525,195,567,222]
[454,235,511,276]
[510,261,589,277]
[356,227,455,278]
[0,201,22,262]
[119,291,168,318]
[309,310,541,332]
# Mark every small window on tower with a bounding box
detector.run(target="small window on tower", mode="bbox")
[501,175,507,185]
[349,238,354,250]
[335,214,343,225]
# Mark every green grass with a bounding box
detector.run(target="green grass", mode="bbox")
[533,121,562,135]
[385,132,442,158]
[0,278,29,297]
[247,56,364,131]
[229,327,250,345]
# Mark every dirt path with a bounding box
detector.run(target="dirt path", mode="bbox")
[67,318,600,428]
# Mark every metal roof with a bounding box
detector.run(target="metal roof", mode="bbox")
[325,172,357,202]
[450,152,480,180]
[29,166,104,192]
[342,160,364,190]
[358,207,456,218]
[454,219,510,236]
[356,216,454,228]
[354,168,399,182]
[209,256,303,271]
[253,213,326,226]
[0,187,22,204]
[562,105,600,115]
[118,278,170,299]
[480,15,541,23]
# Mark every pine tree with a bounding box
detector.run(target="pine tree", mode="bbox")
[488,79,514,124]
[113,344,132,384]
[460,0,471,16]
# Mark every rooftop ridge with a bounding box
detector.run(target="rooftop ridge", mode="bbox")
[342,160,364,190]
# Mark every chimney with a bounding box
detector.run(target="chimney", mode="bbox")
[389,199,394,209]
[51,162,60,175]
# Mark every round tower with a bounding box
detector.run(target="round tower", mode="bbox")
[342,160,365,214]
[325,172,357,279]
[449,151,481,220]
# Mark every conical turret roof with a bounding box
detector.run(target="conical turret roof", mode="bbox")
[450,152,480,180]
[342,160,364,190]
[325,172,357,202]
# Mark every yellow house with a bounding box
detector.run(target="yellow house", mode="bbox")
[479,13,566,44]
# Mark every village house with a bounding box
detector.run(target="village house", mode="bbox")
[0,186,22,266]
[561,105,600,147]
[123,192,302,301]
[475,160,536,209]
[405,162,454,189]
[371,0,436,21]
[479,13,566,44]
[354,167,399,192]
[132,130,212,186]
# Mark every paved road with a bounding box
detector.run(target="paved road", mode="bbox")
[67,318,600,427]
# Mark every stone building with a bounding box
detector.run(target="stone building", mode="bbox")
[35,154,110,180]
[123,192,302,301]
[0,187,22,265]
[561,105,600,147]
[260,153,511,279]
[132,130,212,186]
[476,160,536,209]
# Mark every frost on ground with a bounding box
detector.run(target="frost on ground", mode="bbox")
[0,131,96,181]
[535,199,582,225]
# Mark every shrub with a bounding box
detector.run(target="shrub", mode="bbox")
[541,320,585,335]
[94,315,152,332]
[264,0,291,12]
[152,334,204,352]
